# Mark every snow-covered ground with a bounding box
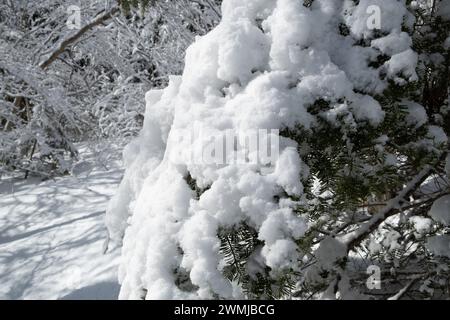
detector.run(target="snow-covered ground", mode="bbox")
[0,143,123,300]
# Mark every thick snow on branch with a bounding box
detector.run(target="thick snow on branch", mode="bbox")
[106,0,444,299]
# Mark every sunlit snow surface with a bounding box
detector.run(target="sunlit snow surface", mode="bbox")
[0,143,123,300]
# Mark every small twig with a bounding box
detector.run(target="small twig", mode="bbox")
[388,276,422,300]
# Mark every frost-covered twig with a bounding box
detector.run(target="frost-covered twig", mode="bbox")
[341,154,446,252]
[39,6,120,70]
[387,276,422,300]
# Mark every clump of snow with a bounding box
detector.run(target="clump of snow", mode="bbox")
[217,20,269,84]
[351,95,385,126]
[315,237,347,269]
[404,101,428,128]
[385,49,419,85]
[368,239,382,254]
[270,147,305,196]
[410,216,434,235]
[429,195,450,226]
[261,239,299,270]
[382,230,402,251]
[106,0,416,299]
[372,32,412,56]
[427,125,448,145]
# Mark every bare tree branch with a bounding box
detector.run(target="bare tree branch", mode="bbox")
[39,6,120,70]
[388,276,422,300]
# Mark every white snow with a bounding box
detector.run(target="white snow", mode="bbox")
[0,143,123,299]
[351,94,385,126]
[217,20,269,84]
[344,0,407,39]
[371,32,412,56]
[427,125,448,145]
[340,164,435,247]
[381,230,402,251]
[404,101,428,128]
[410,216,434,235]
[385,49,419,85]
[315,237,347,269]
[260,238,298,270]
